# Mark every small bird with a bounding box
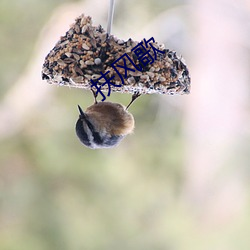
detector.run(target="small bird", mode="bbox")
[75,92,140,149]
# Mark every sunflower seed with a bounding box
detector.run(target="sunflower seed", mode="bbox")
[82,43,90,50]
[85,60,94,65]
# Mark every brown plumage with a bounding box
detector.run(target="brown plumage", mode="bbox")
[85,102,134,135]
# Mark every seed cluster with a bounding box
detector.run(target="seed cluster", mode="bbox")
[42,14,190,95]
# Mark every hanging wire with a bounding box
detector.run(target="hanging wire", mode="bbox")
[107,0,115,35]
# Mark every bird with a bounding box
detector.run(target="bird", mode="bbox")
[75,92,140,149]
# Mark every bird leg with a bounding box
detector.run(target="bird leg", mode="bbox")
[91,89,98,104]
[126,91,141,110]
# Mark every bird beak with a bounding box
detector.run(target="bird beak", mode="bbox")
[77,105,86,119]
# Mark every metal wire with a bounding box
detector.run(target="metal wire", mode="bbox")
[107,0,115,34]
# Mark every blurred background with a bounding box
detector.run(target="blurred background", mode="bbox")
[1,0,250,249]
